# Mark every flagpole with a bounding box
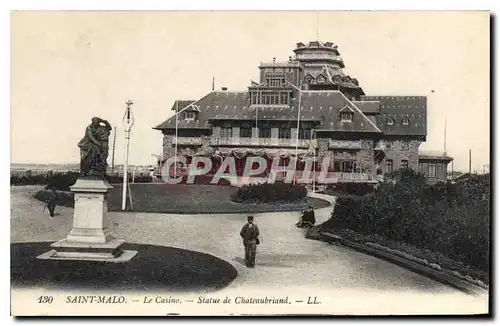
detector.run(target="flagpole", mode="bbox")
[122,100,135,211]
[174,100,178,179]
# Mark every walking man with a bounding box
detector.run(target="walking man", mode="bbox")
[240,216,260,268]
[45,186,58,218]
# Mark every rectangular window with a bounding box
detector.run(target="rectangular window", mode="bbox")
[342,161,355,173]
[220,127,233,139]
[428,163,437,178]
[280,92,289,105]
[240,126,252,138]
[418,162,424,173]
[259,127,271,138]
[341,112,354,122]
[401,141,409,150]
[279,127,291,139]
[401,160,409,169]
[299,127,311,140]
[386,141,392,149]
[386,159,393,173]
[185,111,195,120]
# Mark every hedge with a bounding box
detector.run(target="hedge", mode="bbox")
[320,169,490,272]
[230,181,307,204]
[324,182,376,197]
[11,171,152,191]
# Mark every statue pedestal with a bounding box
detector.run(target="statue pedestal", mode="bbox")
[37,178,137,263]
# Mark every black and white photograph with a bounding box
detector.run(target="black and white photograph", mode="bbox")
[9,10,490,316]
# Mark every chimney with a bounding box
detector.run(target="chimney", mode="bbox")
[273,57,276,65]
[221,87,228,91]
[289,56,292,61]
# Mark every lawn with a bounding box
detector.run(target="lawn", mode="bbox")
[11,242,237,292]
[36,183,330,214]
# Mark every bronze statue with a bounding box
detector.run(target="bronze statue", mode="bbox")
[78,117,112,178]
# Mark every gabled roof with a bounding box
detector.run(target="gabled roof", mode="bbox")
[155,90,383,134]
[303,91,381,133]
[361,95,427,136]
[170,100,196,111]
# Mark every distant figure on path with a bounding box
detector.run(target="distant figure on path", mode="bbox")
[240,216,260,268]
[44,186,58,218]
[78,117,112,178]
[296,205,316,228]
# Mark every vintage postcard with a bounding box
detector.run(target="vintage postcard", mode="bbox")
[10,10,490,316]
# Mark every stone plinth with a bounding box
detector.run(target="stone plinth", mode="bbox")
[37,178,137,263]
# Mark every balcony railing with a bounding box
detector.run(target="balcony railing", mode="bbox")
[295,53,342,61]
[211,137,310,148]
[328,140,362,149]
[172,136,202,146]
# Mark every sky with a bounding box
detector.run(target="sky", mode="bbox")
[10,11,490,172]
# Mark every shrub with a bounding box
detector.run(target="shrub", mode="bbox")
[328,182,375,196]
[321,172,490,272]
[230,181,307,204]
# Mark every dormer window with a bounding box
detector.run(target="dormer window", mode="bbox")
[402,117,410,126]
[341,112,354,122]
[185,111,196,120]
[317,74,326,84]
[387,118,395,126]
[340,106,354,122]
[305,75,314,84]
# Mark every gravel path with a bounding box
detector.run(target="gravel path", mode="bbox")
[10,186,488,315]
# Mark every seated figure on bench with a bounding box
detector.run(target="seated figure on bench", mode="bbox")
[296,205,316,228]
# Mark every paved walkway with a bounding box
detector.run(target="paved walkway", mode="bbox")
[10,186,488,315]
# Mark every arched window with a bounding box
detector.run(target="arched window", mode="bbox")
[387,118,395,126]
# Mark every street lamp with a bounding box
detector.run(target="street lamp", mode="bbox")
[286,80,303,184]
[122,100,135,211]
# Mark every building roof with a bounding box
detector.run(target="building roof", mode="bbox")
[154,90,383,134]
[170,100,196,112]
[418,150,453,162]
[352,100,380,114]
[361,95,427,136]
[301,91,381,133]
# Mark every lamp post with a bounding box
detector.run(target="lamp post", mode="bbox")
[122,100,135,211]
[286,81,302,184]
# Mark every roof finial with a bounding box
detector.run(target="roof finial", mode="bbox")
[273,57,276,65]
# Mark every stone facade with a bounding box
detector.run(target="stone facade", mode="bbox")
[381,139,421,173]
[357,139,375,175]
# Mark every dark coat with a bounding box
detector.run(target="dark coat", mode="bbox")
[240,223,260,245]
[45,190,58,208]
[302,209,316,224]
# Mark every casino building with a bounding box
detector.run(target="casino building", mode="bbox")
[154,41,452,184]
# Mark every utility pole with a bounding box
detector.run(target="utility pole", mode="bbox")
[122,100,135,211]
[444,116,447,155]
[469,149,472,174]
